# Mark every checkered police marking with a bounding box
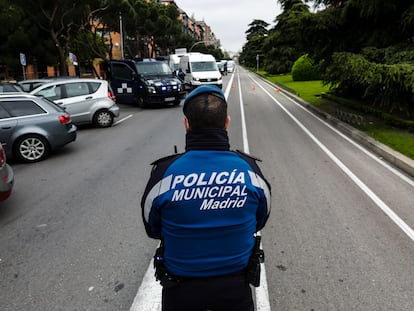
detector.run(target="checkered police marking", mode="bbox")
[117,83,133,94]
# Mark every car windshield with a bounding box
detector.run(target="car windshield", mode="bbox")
[191,61,218,72]
[136,62,172,77]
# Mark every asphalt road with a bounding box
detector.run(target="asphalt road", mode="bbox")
[1,66,414,311]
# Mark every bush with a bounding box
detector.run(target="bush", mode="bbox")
[291,54,320,81]
[325,52,414,118]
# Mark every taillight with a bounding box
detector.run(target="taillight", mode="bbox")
[108,90,116,102]
[0,147,5,168]
[58,114,72,124]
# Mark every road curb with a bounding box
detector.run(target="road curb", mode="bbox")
[260,75,414,178]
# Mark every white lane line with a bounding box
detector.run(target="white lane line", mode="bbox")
[130,258,162,311]
[274,84,414,188]
[250,75,414,242]
[237,70,250,153]
[236,71,271,311]
[114,114,133,126]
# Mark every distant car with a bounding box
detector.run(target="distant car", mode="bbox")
[30,78,119,128]
[0,93,77,163]
[0,82,25,93]
[0,143,14,201]
[18,79,53,92]
[227,60,236,73]
[216,61,225,75]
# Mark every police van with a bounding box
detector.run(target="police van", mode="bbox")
[106,58,185,107]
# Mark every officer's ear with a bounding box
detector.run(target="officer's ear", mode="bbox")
[224,115,231,130]
[183,117,191,132]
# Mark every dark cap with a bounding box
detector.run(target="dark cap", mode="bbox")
[183,85,226,113]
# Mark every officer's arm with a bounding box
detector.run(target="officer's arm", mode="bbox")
[141,160,170,239]
[256,192,270,231]
[141,154,181,239]
[236,150,272,231]
[141,168,163,239]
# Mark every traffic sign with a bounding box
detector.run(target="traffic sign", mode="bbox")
[20,53,26,66]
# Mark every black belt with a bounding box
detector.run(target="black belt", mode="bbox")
[179,269,246,282]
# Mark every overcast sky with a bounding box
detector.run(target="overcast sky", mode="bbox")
[175,0,282,53]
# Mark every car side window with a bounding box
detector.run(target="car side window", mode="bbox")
[0,100,46,117]
[112,63,133,79]
[0,84,16,92]
[88,82,100,93]
[0,104,11,119]
[20,84,31,92]
[65,82,90,97]
[36,85,63,101]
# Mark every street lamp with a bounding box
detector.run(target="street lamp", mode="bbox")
[119,13,124,59]
[189,41,210,52]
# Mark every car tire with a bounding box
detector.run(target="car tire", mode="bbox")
[14,135,50,163]
[137,97,146,108]
[93,109,114,128]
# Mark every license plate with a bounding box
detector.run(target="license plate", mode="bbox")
[165,97,175,102]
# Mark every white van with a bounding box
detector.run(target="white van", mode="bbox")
[169,53,185,74]
[179,53,223,89]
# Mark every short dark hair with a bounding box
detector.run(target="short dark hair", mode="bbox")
[184,93,227,129]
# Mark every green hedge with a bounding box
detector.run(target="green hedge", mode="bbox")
[325,52,414,119]
[291,54,320,81]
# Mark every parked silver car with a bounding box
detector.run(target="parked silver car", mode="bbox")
[0,93,77,163]
[0,143,14,201]
[18,77,76,92]
[30,78,119,128]
[18,79,54,92]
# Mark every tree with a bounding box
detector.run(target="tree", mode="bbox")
[147,3,183,57]
[0,0,56,79]
[262,0,310,73]
[239,19,269,68]
[245,19,270,40]
[12,0,108,76]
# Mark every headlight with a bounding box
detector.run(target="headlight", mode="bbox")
[147,86,156,93]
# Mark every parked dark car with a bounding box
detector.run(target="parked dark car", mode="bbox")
[0,93,77,163]
[0,143,14,201]
[0,82,25,93]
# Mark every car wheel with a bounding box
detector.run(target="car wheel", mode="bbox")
[14,135,50,163]
[93,109,114,128]
[137,97,146,108]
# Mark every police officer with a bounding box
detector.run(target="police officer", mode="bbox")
[141,85,271,311]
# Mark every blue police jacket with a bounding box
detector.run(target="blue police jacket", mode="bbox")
[141,128,271,278]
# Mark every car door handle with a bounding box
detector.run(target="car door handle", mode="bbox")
[85,96,93,99]
[1,126,12,129]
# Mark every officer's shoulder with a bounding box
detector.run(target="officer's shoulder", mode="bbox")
[234,149,262,162]
[150,153,182,166]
